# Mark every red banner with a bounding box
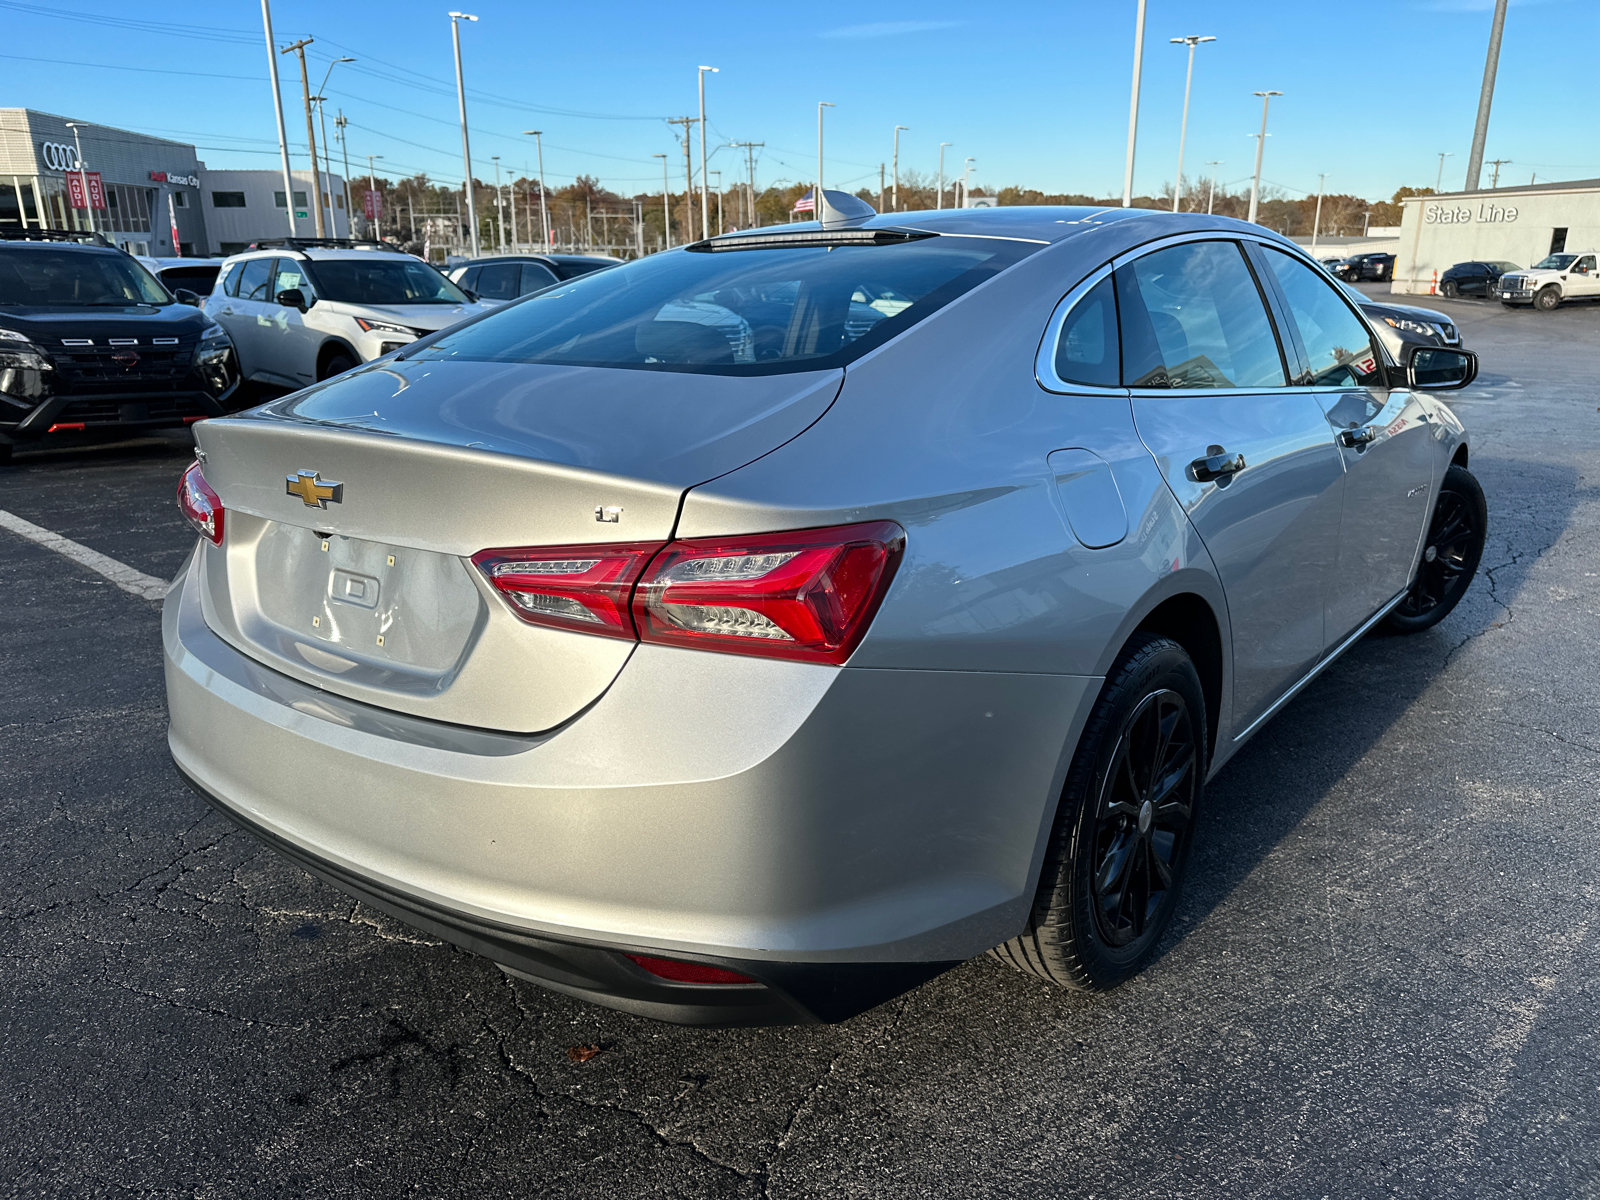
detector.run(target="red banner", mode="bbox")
[363,189,383,220]
[65,171,106,210]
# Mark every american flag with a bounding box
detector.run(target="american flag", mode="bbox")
[791,188,815,214]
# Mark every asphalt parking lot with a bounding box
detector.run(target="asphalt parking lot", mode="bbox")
[2,285,1598,1199]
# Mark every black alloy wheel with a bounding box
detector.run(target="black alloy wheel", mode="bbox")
[1387,464,1487,634]
[1442,281,1459,298]
[320,353,357,380]
[1089,689,1197,949]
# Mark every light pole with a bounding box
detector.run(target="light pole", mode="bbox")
[63,122,95,236]
[366,154,382,240]
[260,0,297,235]
[959,157,975,208]
[491,156,504,251]
[1169,35,1215,212]
[1464,0,1509,191]
[892,124,908,211]
[936,142,951,209]
[523,131,550,251]
[1122,0,1148,207]
[1435,151,1454,193]
[697,66,718,239]
[1246,90,1281,225]
[448,12,480,256]
[280,38,326,236]
[652,152,670,248]
[1311,172,1327,251]
[313,56,353,236]
[816,101,834,222]
[1205,160,1222,214]
[710,169,723,234]
[334,110,354,234]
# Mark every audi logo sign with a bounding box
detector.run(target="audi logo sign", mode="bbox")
[40,141,82,172]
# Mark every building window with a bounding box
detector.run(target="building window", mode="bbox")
[212,192,247,208]
[335,194,344,209]
[273,191,309,208]
[172,191,186,208]
[1550,228,1568,255]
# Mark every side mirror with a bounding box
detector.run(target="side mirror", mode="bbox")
[173,288,202,307]
[1408,346,1477,391]
[275,288,309,312]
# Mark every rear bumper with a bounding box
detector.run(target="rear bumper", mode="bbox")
[162,550,1097,1024]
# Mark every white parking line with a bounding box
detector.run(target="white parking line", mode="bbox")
[0,509,171,602]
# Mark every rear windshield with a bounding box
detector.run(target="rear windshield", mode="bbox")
[309,258,469,305]
[0,249,171,307]
[411,235,1037,375]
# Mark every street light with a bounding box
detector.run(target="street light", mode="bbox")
[1464,0,1510,191]
[260,0,297,236]
[448,12,480,257]
[710,169,723,235]
[698,66,718,240]
[1246,90,1281,225]
[892,124,908,211]
[1311,172,1327,252]
[1169,35,1215,212]
[936,142,951,209]
[816,102,835,222]
[366,153,383,240]
[312,56,354,237]
[491,155,504,251]
[63,122,94,236]
[522,131,550,251]
[1205,160,1223,214]
[1435,151,1455,194]
[1123,0,1148,207]
[652,152,670,249]
[959,157,975,208]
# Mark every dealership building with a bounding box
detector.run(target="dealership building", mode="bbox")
[1391,177,1600,295]
[1,109,346,257]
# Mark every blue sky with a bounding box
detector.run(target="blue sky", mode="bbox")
[4,0,1596,203]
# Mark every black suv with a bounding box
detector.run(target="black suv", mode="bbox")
[0,232,238,462]
[1332,252,1397,283]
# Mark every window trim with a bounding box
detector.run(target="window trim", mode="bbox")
[1034,263,1124,395]
[1251,239,1391,390]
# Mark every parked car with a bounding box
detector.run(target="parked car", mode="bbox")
[1497,252,1600,311]
[135,256,226,304]
[167,205,1484,1025]
[1439,259,1520,299]
[1336,279,1461,362]
[447,254,619,305]
[0,230,236,462]
[204,238,492,390]
[1332,252,1397,282]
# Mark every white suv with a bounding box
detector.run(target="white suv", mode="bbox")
[204,240,492,388]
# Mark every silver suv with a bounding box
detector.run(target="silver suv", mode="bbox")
[204,238,491,390]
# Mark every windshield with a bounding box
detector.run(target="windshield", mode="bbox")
[1492,261,1521,272]
[0,249,172,307]
[309,258,469,306]
[412,235,1037,375]
[1532,254,1577,270]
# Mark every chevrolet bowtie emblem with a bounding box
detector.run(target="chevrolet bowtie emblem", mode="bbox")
[286,469,344,509]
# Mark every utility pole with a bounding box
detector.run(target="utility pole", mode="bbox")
[1436,151,1454,193]
[280,38,325,236]
[1311,173,1326,251]
[366,154,382,240]
[879,163,886,212]
[817,101,834,222]
[1246,90,1281,225]
[892,125,908,211]
[1464,0,1510,191]
[260,0,297,235]
[697,66,718,240]
[1488,158,1511,189]
[449,12,480,256]
[652,152,671,248]
[1122,0,1148,207]
[936,142,951,209]
[668,116,696,240]
[1170,35,1216,212]
[523,131,550,250]
[730,141,762,228]
[634,197,643,256]
[334,111,354,231]
[1205,160,1222,214]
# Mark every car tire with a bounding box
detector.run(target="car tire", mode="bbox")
[319,353,357,381]
[1385,464,1487,635]
[990,633,1205,991]
[1534,287,1562,312]
[1442,281,1459,298]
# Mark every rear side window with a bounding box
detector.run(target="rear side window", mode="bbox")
[519,262,560,294]
[1262,247,1382,387]
[238,258,274,302]
[272,258,315,299]
[1116,241,1286,389]
[415,236,1037,376]
[1052,274,1119,388]
[475,263,521,301]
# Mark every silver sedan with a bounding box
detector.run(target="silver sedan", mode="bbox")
[165,202,1486,1025]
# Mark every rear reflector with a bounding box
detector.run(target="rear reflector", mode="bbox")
[634,521,904,664]
[624,954,756,985]
[47,422,86,433]
[471,542,663,639]
[176,460,224,545]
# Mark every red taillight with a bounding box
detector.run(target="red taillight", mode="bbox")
[471,542,662,639]
[624,954,756,986]
[176,460,224,545]
[633,521,904,664]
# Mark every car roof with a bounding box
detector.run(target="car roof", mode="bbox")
[221,246,425,265]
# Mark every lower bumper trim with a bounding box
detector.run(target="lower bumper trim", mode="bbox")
[172,759,958,1026]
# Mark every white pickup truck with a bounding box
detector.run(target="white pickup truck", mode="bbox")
[1497,251,1600,310]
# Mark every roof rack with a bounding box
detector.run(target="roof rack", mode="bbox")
[245,237,406,253]
[0,229,115,248]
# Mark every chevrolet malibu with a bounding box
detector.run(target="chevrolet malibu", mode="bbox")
[165,204,1486,1025]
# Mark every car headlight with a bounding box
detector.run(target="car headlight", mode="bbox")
[1383,317,1433,336]
[0,327,53,406]
[193,322,236,396]
[355,317,421,337]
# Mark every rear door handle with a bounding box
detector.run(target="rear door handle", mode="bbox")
[1338,425,1378,449]
[1187,445,1247,483]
